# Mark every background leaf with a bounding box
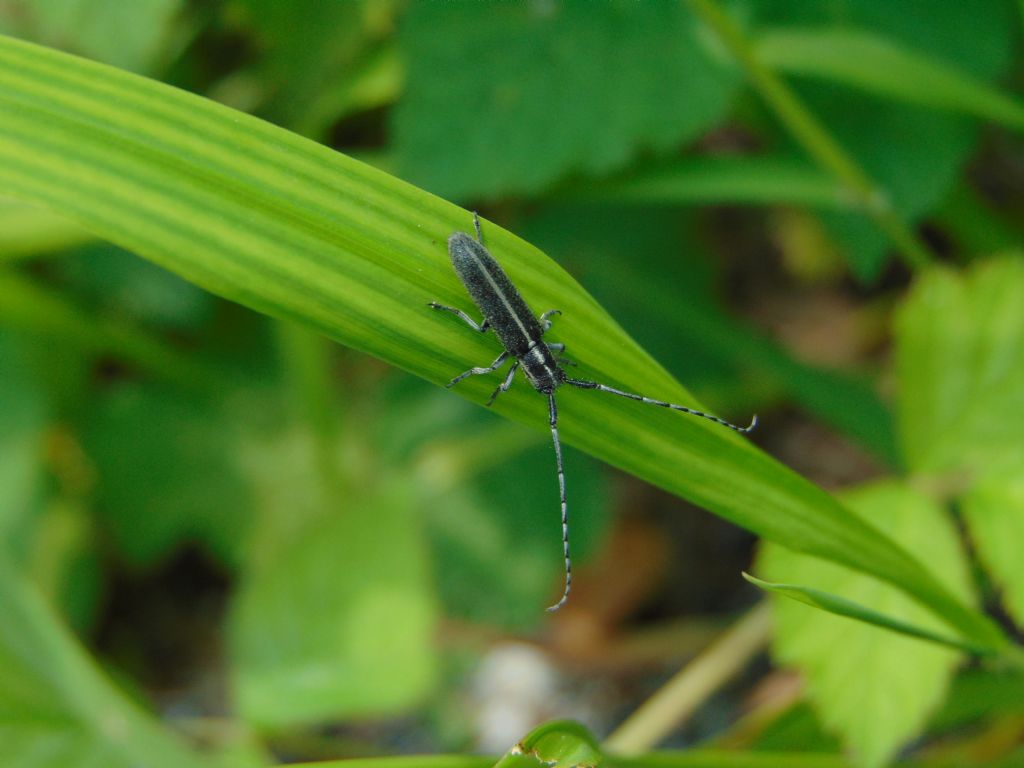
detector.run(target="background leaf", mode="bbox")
[758,481,973,768]
[961,460,1024,629]
[895,255,1024,475]
[393,1,740,201]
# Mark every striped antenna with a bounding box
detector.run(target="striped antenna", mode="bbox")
[546,392,571,612]
[565,379,757,433]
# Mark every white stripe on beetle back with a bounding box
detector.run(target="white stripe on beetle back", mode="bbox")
[460,242,537,344]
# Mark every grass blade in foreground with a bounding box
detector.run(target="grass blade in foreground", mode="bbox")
[0,34,1002,649]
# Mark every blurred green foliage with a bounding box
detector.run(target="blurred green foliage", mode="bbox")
[2,1,1024,768]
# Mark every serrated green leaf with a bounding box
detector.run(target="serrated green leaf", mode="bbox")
[0,554,209,768]
[756,28,1024,129]
[895,256,1024,475]
[961,460,1024,628]
[393,2,740,201]
[758,481,974,768]
[0,34,1002,648]
[228,481,437,728]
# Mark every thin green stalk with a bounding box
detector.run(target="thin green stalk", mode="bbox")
[604,602,772,755]
[686,0,934,271]
[275,321,348,498]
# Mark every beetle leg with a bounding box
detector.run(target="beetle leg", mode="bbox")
[428,302,490,333]
[539,309,561,332]
[446,351,510,388]
[486,361,520,406]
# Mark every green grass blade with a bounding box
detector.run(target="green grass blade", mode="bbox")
[0,34,1003,649]
[744,574,991,657]
[557,156,848,209]
[756,28,1024,130]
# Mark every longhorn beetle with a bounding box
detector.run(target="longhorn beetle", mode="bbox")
[430,213,757,612]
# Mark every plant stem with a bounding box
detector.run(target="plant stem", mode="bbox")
[604,601,772,755]
[276,321,348,497]
[686,0,934,271]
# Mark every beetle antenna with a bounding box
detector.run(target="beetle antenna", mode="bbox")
[565,379,757,434]
[546,392,571,612]
[472,211,483,244]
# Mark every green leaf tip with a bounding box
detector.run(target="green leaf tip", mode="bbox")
[744,572,994,657]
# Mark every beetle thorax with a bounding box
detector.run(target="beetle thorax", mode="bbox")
[521,342,564,393]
